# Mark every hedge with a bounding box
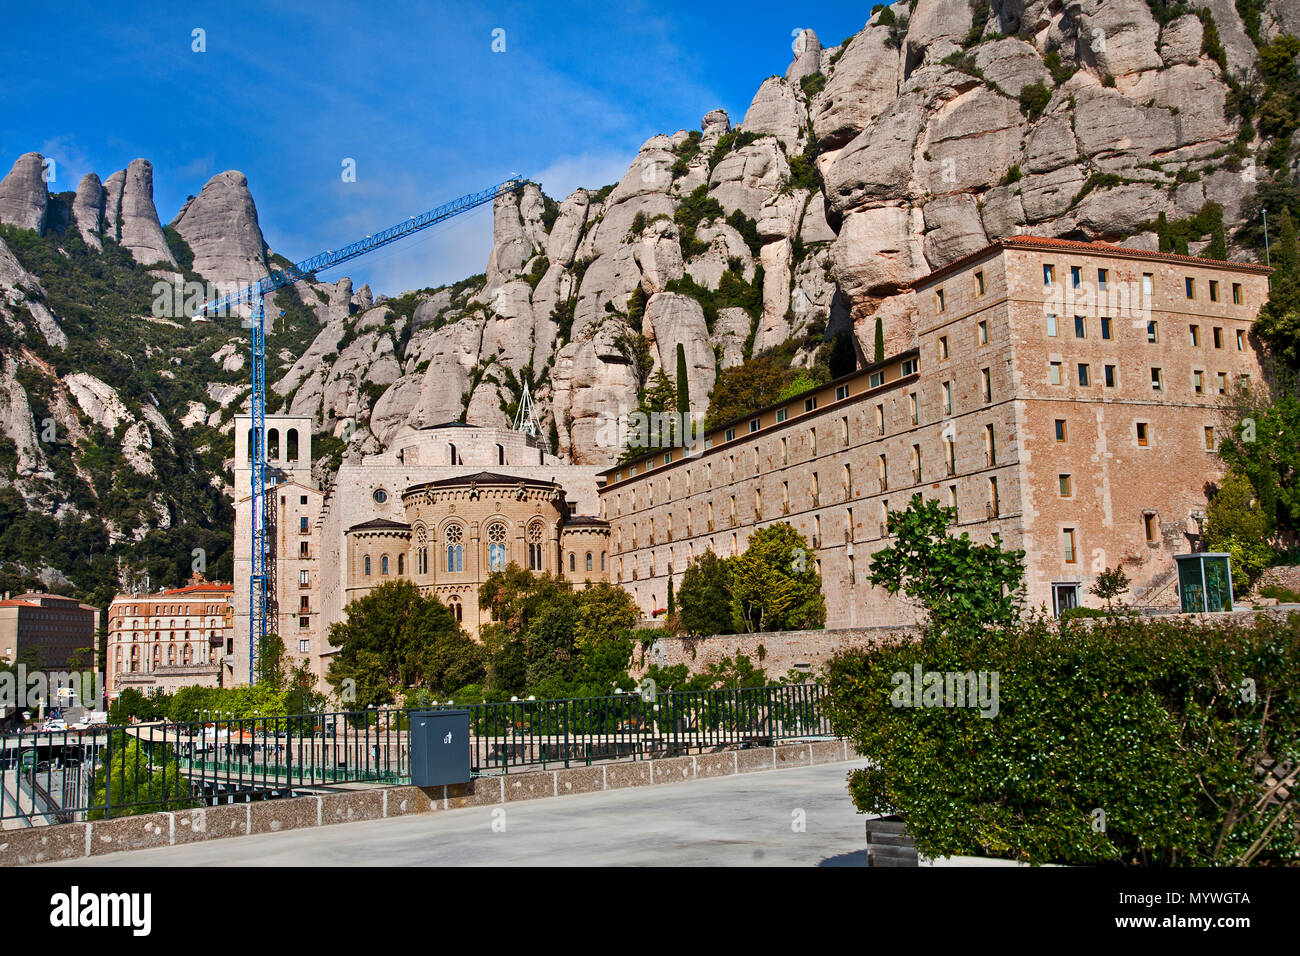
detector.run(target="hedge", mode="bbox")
[826,612,1300,865]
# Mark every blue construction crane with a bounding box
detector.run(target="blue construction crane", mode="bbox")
[195,176,524,683]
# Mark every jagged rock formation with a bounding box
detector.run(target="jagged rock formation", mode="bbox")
[1,0,1299,595]
[0,153,48,234]
[170,170,269,283]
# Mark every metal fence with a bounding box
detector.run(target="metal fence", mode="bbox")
[0,683,829,826]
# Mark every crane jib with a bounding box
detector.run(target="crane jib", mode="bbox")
[196,177,524,316]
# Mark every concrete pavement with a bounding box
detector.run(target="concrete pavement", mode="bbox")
[54,759,872,866]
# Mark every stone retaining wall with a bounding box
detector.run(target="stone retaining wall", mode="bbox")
[632,625,920,679]
[0,739,855,866]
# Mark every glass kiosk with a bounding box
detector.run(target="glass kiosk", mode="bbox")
[1174,552,1234,613]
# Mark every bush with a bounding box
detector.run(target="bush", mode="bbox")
[1261,584,1300,603]
[1019,82,1051,121]
[826,613,1300,865]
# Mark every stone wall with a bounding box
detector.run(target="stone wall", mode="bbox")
[631,625,921,679]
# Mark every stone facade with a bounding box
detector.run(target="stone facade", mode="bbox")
[232,419,607,688]
[0,593,98,671]
[105,580,232,700]
[600,239,1269,626]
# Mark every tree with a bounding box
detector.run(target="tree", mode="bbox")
[869,494,1026,640]
[729,523,827,632]
[88,732,192,818]
[1088,565,1131,608]
[256,632,287,690]
[1204,469,1276,595]
[873,315,885,363]
[677,550,736,636]
[1218,387,1300,534]
[675,342,690,423]
[1255,214,1300,370]
[327,580,484,708]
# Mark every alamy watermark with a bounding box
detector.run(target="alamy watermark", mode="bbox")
[0,666,104,712]
[890,665,999,718]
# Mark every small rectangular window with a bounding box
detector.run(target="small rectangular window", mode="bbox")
[975,270,985,295]
[1236,329,1245,350]
[1204,426,1215,451]
[1049,362,1062,385]
[1209,279,1219,301]
[982,367,992,402]
[1193,370,1204,394]
[1213,327,1223,349]
[1232,282,1242,304]
[835,384,849,400]
[725,428,735,441]
[1142,273,1154,296]
[1189,324,1200,347]
[1136,422,1149,446]
[1100,316,1112,339]
[1063,528,1077,564]
[1151,367,1163,391]
[1185,277,1195,298]
[901,358,918,376]
[804,397,818,412]
[1097,268,1108,290]
[1217,371,1228,394]
[936,289,946,313]
[775,408,787,423]
[1077,363,1090,386]
[1044,264,1055,287]
[1059,474,1072,497]
[943,381,953,416]
[1071,265,1082,289]
[1147,321,1158,343]
[749,417,761,433]
[1074,315,1086,338]
[875,404,885,434]
[1055,419,1067,442]
[869,371,884,388]
[978,320,989,344]
[1046,314,1058,337]
[1104,365,1116,388]
[1144,513,1158,543]
[939,335,949,359]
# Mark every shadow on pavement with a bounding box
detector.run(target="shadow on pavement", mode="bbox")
[817,849,869,867]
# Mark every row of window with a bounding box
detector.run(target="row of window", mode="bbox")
[1048,360,1246,394]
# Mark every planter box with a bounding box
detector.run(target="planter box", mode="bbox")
[865,815,918,867]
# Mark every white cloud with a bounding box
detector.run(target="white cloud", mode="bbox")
[532,151,637,200]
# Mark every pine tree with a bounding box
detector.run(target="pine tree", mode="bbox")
[675,342,690,443]
[873,315,885,363]
[1274,208,1299,279]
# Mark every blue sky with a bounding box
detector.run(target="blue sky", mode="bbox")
[1,1,868,296]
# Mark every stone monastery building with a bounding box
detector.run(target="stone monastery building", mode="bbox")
[232,238,1270,690]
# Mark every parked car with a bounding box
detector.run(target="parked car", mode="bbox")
[43,719,68,732]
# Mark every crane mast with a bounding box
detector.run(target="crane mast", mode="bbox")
[196,177,524,683]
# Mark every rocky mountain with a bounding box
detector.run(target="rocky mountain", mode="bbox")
[1,0,1298,602]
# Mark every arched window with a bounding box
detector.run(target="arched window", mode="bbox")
[416,526,428,575]
[446,524,464,572]
[527,521,544,571]
[129,646,139,672]
[448,442,457,465]
[448,595,463,622]
[586,552,593,572]
[487,522,508,570]
[267,427,280,460]
[569,552,576,572]
[182,644,193,665]
[381,554,390,575]
[152,645,162,670]
[601,551,606,571]
[497,443,505,466]
[168,644,177,665]
[286,428,299,461]
[397,553,405,575]
[364,555,371,576]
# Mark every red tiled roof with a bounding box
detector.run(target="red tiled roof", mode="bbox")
[161,583,233,595]
[913,235,1272,287]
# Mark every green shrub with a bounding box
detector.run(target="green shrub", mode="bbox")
[1018,82,1051,121]
[1260,584,1300,603]
[826,613,1300,865]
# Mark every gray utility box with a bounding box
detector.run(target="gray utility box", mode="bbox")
[408,709,471,787]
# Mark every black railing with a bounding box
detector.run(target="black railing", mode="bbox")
[0,684,829,826]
